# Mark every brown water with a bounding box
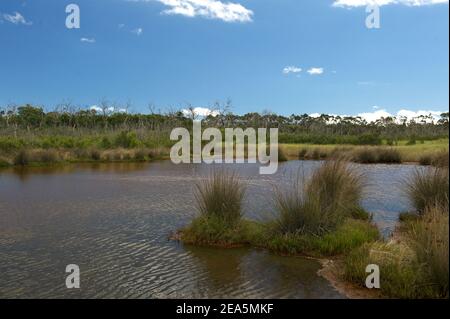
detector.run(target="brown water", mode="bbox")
[0,161,418,298]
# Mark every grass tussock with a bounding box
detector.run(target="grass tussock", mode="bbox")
[195,170,246,226]
[353,147,402,164]
[405,167,449,214]
[179,162,377,256]
[404,204,449,297]
[273,160,367,236]
[344,203,449,298]
[343,242,424,298]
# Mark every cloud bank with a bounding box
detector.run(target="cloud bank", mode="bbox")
[80,38,96,43]
[332,0,448,7]
[1,12,32,25]
[182,107,219,117]
[307,67,324,75]
[312,108,447,123]
[129,0,253,22]
[283,66,302,75]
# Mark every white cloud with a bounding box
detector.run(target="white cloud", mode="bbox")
[283,66,302,75]
[90,105,103,113]
[332,0,448,8]
[80,37,96,43]
[130,0,253,22]
[307,67,324,75]
[1,12,32,25]
[90,106,128,113]
[131,27,143,35]
[182,107,219,117]
[357,108,446,123]
[309,108,447,123]
[357,109,393,123]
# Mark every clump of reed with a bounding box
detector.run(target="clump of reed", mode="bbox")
[13,149,60,165]
[194,170,246,227]
[277,145,288,162]
[405,203,449,298]
[353,147,402,164]
[344,241,422,298]
[405,167,449,214]
[432,151,449,168]
[298,148,308,159]
[180,170,248,246]
[13,150,31,166]
[345,202,449,298]
[273,160,366,236]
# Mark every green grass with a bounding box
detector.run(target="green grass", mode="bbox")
[180,216,262,247]
[343,242,426,299]
[273,160,366,236]
[281,138,449,163]
[405,167,449,214]
[194,170,246,226]
[404,204,449,298]
[180,161,378,258]
[180,216,378,257]
[260,219,379,257]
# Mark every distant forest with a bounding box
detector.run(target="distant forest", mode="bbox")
[1,103,448,145]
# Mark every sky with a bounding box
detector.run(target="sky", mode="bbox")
[0,0,448,121]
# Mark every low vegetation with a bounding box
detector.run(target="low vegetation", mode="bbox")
[178,161,378,258]
[344,166,449,298]
[405,167,449,214]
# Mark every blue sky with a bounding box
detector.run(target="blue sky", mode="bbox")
[0,0,448,119]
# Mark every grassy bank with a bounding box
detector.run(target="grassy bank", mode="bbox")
[283,138,449,164]
[177,161,379,258]
[0,128,447,167]
[343,166,449,298]
[0,129,172,167]
[177,161,449,298]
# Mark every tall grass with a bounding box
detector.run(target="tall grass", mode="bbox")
[405,204,449,298]
[273,160,366,236]
[405,167,449,214]
[353,147,402,164]
[194,170,246,226]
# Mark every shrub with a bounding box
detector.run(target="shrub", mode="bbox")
[278,145,288,162]
[405,204,449,298]
[114,131,139,148]
[405,167,449,214]
[357,133,382,145]
[134,149,147,161]
[419,154,433,166]
[344,242,426,298]
[377,148,402,163]
[0,157,10,167]
[100,137,112,149]
[195,170,246,227]
[311,148,321,160]
[90,148,101,161]
[13,150,30,166]
[354,148,377,164]
[273,160,366,236]
[298,148,308,159]
[431,151,449,168]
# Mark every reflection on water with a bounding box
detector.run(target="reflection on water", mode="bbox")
[0,161,418,298]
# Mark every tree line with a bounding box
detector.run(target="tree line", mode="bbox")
[1,103,448,145]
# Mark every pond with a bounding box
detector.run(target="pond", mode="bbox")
[0,160,418,298]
